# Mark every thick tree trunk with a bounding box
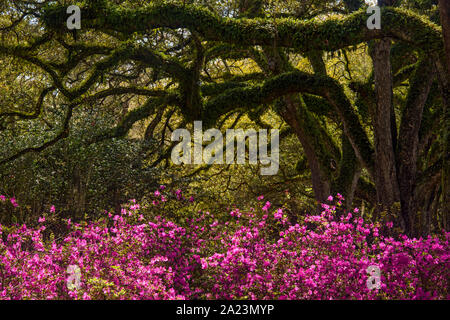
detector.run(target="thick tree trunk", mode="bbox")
[397,58,435,237]
[370,38,403,226]
[435,59,450,232]
[438,0,450,232]
[439,0,450,77]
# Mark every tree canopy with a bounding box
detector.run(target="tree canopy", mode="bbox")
[0,0,449,237]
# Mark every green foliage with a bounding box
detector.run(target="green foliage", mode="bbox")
[0,0,447,235]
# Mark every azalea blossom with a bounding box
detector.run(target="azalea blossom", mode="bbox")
[262,201,271,212]
[0,191,447,300]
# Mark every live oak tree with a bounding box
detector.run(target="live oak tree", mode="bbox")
[0,0,448,236]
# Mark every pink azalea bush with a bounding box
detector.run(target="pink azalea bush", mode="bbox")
[199,207,449,299]
[0,192,448,300]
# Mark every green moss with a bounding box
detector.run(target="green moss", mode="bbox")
[42,4,443,54]
[202,70,374,173]
[295,156,308,174]
[91,94,179,143]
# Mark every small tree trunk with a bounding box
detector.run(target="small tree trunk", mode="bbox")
[263,48,332,206]
[334,135,361,209]
[280,97,331,205]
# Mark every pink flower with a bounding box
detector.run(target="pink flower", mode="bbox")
[0,190,447,300]
[394,253,411,267]
[10,198,18,207]
[130,204,140,211]
[189,196,194,203]
[230,210,241,218]
[327,195,333,201]
[0,195,5,201]
[50,205,56,213]
[154,190,161,197]
[160,185,166,190]
[262,201,271,212]
[353,207,359,213]
[274,208,283,219]
[257,195,264,201]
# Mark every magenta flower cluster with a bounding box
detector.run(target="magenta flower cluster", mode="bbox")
[0,192,448,300]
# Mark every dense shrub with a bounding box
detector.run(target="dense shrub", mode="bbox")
[0,191,448,300]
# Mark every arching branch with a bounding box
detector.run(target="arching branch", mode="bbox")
[42,4,443,54]
[203,70,375,174]
[0,86,55,120]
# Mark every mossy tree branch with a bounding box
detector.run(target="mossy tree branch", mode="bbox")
[42,4,443,54]
[203,70,375,175]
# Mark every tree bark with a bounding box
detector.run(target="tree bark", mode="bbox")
[438,0,450,233]
[435,59,450,233]
[335,135,361,210]
[370,38,402,225]
[280,97,331,204]
[397,58,435,237]
[439,0,450,77]
[262,48,332,205]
